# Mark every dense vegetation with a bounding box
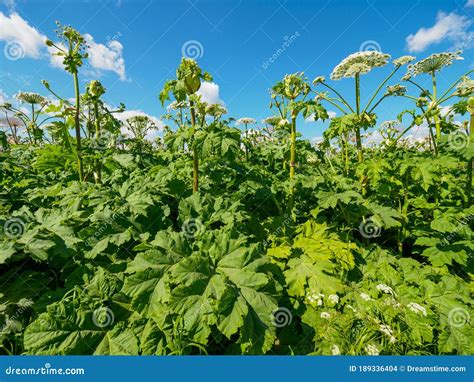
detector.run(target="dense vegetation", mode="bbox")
[0,23,473,356]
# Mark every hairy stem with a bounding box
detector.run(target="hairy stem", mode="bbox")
[73,72,84,181]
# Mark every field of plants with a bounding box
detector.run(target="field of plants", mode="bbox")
[0,23,473,356]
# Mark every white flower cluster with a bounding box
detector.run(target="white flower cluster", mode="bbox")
[379,324,397,343]
[15,92,48,105]
[376,284,394,295]
[313,76,326,85]
[407,51,463,77]
[166,100,188,110]
[236,117,256,125]
[365,344,380,355]
[393,55,416,66]
[307,291,325,306]
[384,298,402,308]
[330,51,391,80]
[331,344,340,355]
[360,292,371,301]
[320,311,331,319]
[206,104,227,117]
[407,302,427,316]
[385,84,406,96]
[455,77,474,97]
[328,294,339,304]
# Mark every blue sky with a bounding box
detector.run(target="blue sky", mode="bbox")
[0,0,473,139]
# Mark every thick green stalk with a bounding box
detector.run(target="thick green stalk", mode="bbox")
[288,111,297,215]
[467,100,474,206]
[189,100,198,193]
[344,132,349,175]
[432,72,441,140]
[93,102,101,184]
[289,112,296,181]
[355,74,363,162]
[73,72,84,181]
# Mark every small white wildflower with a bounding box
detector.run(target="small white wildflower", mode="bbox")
[383,297,401,308]
[328,294,339,304]
[360,293,371,301]
[365,344,380,355]
[320,312,331,319]
[455,76,474,97]
[331,344,340,355]
[379,324,393,337]
[236,117,256,125]
[389,336,397,344]
[407,302,427,316]
[376,284,394,295]
[313,76,326,85]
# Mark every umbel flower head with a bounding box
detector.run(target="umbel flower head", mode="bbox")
[312,76,325,85]
[407,51,463,76]
[330,51,391,80]
[393,55,416,66]
[205,104,227,117]
[15,92,47,105]
[166,100,189,110]
[455,76,474,97]
[272,72,310,99]
[236,117,256,125]
[385,84,406,96]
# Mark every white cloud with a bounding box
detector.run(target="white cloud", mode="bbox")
[115,109,164,141]
[406,11,473,52]
[0,12,127,80]
[0,12,46,58]
[197,82,224,105]
[466,0,474,7]
[84,34,127,81]
[305,110,336,123]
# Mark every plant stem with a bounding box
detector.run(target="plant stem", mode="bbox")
[73,72,84,181]
[288,110,297,215]
[355,73,363,162]
[432,72,441,140]
[467,108,474,207]
[320,82,354,113]
[189,100,199,193]
[363,65,400,113]
[93,101,101,184]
